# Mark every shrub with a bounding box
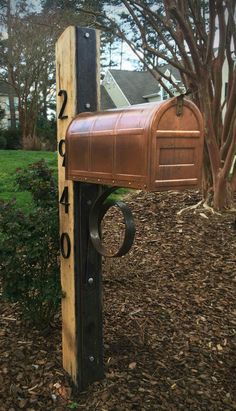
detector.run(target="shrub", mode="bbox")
[36,116,57,151]
[22,135,42,151]
[0,160,61,329]
[16,159,57,208]
[3,128,21,149]
[0,135,7,149]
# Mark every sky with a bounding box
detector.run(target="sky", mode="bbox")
[5,2,233,71]
[4,0,137,70]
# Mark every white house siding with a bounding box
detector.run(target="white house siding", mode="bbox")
[102,71,130,108]
[222,58,229,119]
[0,95,18,129]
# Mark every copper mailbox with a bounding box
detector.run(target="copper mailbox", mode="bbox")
[65,97,204,190]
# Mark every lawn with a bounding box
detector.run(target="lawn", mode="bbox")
[0,150,130,210]
[0,150,57,209]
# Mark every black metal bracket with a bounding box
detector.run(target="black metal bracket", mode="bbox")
[72,27,105,392]
[176,94,184,116]
[74,182,104,391]
[89,187,136,258]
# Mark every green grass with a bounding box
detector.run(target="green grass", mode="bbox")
[0,150,57,209]
[0,149,133,210]
[109,187,133,201]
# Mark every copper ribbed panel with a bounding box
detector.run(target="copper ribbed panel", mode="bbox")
[66,98,204,191]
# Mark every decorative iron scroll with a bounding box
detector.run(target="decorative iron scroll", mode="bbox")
[89,187,136,258]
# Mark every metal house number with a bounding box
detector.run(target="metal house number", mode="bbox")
[58,89,68,120]
[58,89,71,259]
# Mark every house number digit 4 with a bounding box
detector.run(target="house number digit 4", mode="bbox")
[59,187,70,214]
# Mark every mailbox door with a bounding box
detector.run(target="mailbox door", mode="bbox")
[150,99,204,190]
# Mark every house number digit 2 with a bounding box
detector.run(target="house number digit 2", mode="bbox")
[58,90,68,119]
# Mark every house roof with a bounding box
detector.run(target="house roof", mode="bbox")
[159,64,181,82]
[101,85,116,110]
[0,80,16,96]
[109,69,160,105]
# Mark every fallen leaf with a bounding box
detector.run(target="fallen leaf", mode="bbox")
[129,362,137,370]
[58,385,72,400]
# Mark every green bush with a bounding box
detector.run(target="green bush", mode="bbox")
[16,159,58,208]
[3,128,21,149]
[0,160,61,328]
[0,135,7,149]
[36,116,57,151]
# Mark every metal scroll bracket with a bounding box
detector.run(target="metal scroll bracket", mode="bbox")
[89,187,136,258]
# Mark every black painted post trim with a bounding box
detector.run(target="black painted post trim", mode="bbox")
[73,26,104,391]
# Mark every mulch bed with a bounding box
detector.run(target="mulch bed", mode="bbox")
[0,190,236,410]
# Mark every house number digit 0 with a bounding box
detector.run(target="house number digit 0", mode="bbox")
[60,232,71,259]
[58,89,68,119]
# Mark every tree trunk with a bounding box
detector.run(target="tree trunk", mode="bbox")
[7,0,16,129]
[213,171,233,210]
[231,171,236,193]
[19,99,40,149]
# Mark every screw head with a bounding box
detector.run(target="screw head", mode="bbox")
[84,32,90,38]
[89,355,94,362]
[85,103,91,109]
[88,277,94,285]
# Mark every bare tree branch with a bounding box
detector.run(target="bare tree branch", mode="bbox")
[165,0,202,77]
[205,0,217,65]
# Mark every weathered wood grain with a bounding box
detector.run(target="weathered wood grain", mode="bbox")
[56,26,77,382]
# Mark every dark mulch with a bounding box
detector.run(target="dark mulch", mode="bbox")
[0,190,236,410]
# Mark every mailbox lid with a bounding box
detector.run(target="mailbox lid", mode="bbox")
[66,102,163,189]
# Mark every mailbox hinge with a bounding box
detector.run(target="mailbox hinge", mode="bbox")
[176,95,184,116]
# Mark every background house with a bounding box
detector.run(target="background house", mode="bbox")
[101,67,183,110]
[0,81,18,129]
[101,64,229,111]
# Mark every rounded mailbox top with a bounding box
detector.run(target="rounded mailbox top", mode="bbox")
[67,97,203,136]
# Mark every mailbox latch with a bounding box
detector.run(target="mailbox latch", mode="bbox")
[176,95,184,116]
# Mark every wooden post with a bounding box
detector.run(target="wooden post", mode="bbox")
[56,26,103,389]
